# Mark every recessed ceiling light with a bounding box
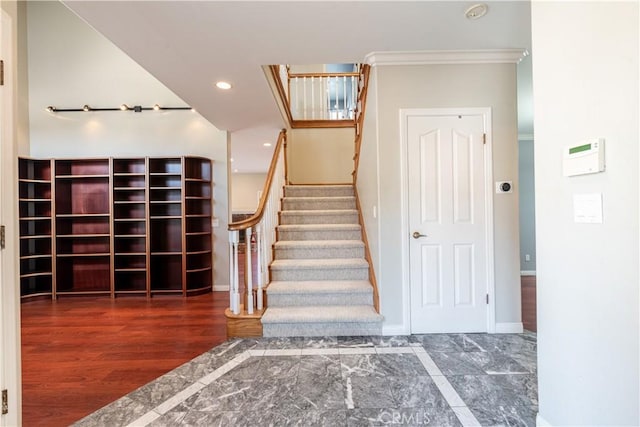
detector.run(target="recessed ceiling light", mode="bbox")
[233,169,238,173]
[465,3,488,20]
[263,143,272,147]
[230,158,234,162]
[216,81,232,90]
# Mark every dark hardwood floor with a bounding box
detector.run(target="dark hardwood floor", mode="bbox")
[521,275,537,332]
[21,293,228,427]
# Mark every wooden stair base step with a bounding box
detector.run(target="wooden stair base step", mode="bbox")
[224,307,265,338]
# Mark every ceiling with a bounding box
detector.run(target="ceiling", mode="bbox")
[62,1,532,173]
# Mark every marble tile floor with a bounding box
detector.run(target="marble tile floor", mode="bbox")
[74,332,537,427]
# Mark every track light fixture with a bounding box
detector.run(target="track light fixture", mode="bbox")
[45,104,194,113]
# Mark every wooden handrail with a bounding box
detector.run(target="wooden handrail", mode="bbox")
[269,65,293,126]
[288,72,359,78]
[228,129,287,231]
[352,64,371,184]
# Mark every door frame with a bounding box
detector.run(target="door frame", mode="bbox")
[400,107,496,334]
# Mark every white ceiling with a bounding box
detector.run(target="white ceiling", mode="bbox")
[63,1,532,173]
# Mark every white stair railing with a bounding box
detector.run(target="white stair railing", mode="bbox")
[289,72,358,121]
[228,130,287,315]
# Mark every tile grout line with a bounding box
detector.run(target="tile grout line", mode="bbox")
[411,347,481,427]
[126,345,482,427]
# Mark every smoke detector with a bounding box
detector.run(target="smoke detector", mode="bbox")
[465,3,488,20]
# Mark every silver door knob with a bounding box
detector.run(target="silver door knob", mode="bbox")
[412,231,427,239]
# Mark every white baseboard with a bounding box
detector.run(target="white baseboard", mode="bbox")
[495,322,524,333]
[382,324,410,336]
[521,270,536,276]
[213,285,229,292]
[536,413,552,426]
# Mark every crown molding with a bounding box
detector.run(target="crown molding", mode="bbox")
[365,49,529,66]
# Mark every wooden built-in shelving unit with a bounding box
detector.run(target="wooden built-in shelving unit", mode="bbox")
[18,156,213,300]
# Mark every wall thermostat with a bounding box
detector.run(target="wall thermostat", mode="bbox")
[495,181,513,193]
[563,138,605,177]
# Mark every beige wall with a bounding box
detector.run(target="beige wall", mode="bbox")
[231,173,266,213]
[288,127,354,184]
[358,62,520,332]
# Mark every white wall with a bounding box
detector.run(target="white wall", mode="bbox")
[1,2,24,424]
[358,62,521,331]
[26,1,230,288]
[231,173,266,213]
[288,127,354,184]
[518,138,536,272]
[532,2,639,425]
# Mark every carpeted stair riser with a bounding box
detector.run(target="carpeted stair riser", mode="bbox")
[284,185,354,198]
[268,291,372,307]
[279,210,359,225]
[277,226,361,241]
[283,197,356,211]
[271,266,368,282]
[263,322,381,337]
[274,242,364,260]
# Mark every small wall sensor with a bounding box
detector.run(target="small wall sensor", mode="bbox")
[495,181,513,193]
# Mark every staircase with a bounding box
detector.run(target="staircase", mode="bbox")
[261,184,383,337]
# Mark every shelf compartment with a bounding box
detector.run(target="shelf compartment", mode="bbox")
[20,256,53,276]
[19,219,52,237]
[20,181,52,200]
[150,203,182,217]
[19,201,52,218]
[150,254,182,291]
[114,189,145,202]
[21,275,53,298]
[115,253,146,270]
[149,158,182,175]
[186,269,212,292]
[55,159,110,176]
[56,256,111,293]
[56,236,110,255]
[184,157,212,181]
[185,181,211,198]
[149,175,181,189]
[113,158,145,175]
[55,179,110,215]
[56,215,110,235]
[20,238,52,256]
[114,270,147,293]
[150,187,181,201]
[20,159,52,181]
[114,203,145,219]
[186,233,212,253]
[114,220,146,235]
[150,218,182,252]
[186,252,212,271]
[114,236,146,254]
[185,217,211,234]
[114,175,146,188]
[185,199,212,216]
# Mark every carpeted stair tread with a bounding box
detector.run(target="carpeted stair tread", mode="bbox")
[285,185,354,197]
[277,223,361,231]
[270,258,369,270]
[267,280,372,294]
[274,240,364,249]
[262,305,383,324]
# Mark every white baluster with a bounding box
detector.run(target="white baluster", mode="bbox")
[326,77,331,120]
[256,222,264,310]
[229,230,240,314]
[245,227,254,314]
[310,76,315,119]
[343,76,347,118]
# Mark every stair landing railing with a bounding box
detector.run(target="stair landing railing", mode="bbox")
[278,65,359,123]
[227,130,287,315]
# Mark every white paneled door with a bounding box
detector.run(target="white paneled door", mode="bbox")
[407,112,489,333]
